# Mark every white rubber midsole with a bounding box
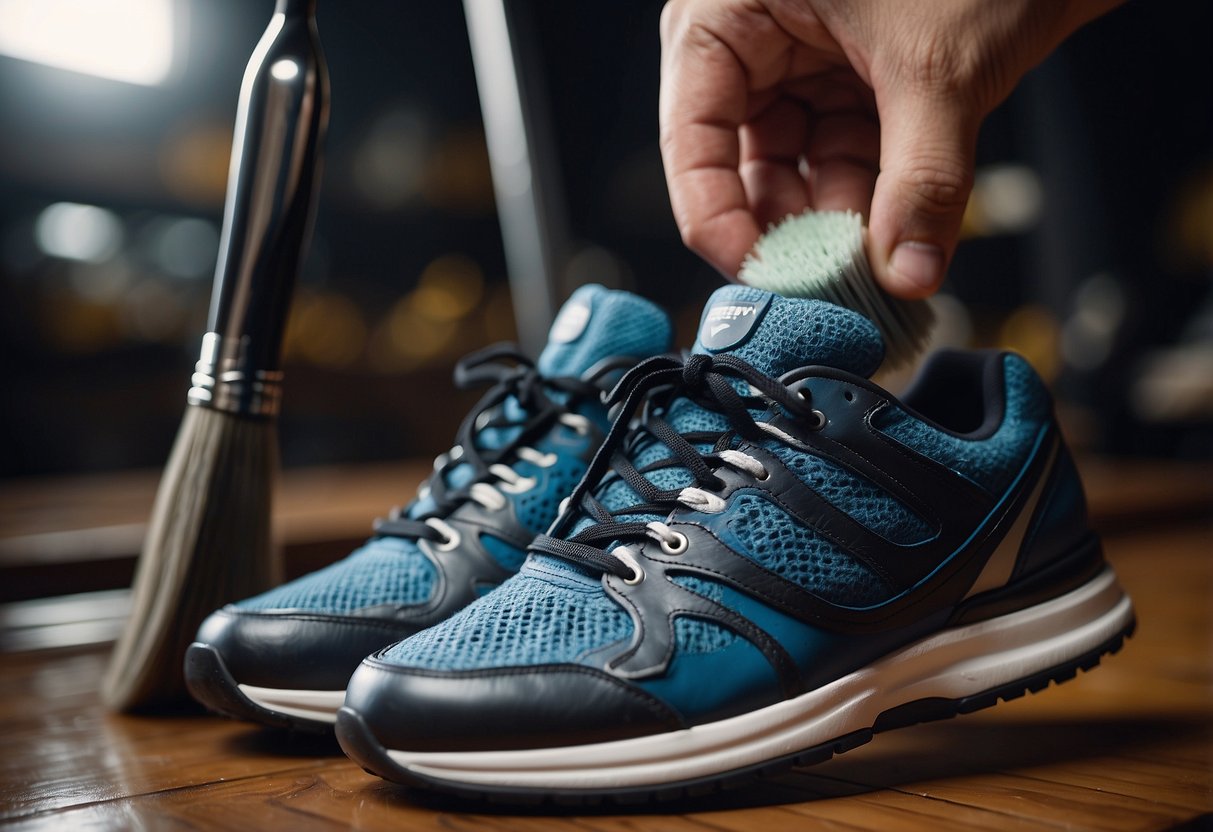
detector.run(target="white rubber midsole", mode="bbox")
[238,685,345,724]
[385,567,1133,789]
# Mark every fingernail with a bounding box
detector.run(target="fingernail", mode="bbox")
[889,242,945,293]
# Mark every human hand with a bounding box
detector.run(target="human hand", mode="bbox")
[659,0,1122,297]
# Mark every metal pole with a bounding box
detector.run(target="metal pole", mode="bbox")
[462,0,564,355]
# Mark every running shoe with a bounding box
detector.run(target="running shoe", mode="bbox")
[185,285,673,731]
[337,285,1135,801]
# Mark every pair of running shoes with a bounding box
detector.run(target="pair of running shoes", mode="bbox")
[185,283,1135,804]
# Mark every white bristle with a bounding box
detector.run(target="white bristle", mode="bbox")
[739,210,935,368]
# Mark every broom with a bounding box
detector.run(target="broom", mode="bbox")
[103,0,329,711]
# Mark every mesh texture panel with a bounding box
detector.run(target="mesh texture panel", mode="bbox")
[726,494,895,606]
[670,575,739,654]
[236,538,437,613]
[380,570,632,670]
[873,355,1049,494]
[763,443,933,544]
[479,533,529,572]
[512,452,589,533]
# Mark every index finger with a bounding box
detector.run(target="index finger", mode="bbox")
[659,5,775,275]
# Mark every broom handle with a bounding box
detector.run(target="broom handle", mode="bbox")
[191,0,329,418]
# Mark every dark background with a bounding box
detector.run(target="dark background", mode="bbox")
[0,0,1209,481]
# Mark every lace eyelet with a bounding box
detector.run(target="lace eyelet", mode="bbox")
[806,409,827,430]
[425,518,462,551]
[659,532,689,555]
[623,566,645,585]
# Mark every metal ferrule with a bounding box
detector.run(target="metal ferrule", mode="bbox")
[188,332,285,417]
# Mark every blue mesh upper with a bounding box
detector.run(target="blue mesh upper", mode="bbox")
[872,354,1050,495]
[674,617,737,656]
[538,284,673,378]
[479,533,529,572]
[372,292,1055,692]
[565,291,887,536]
[236,287,669,617]
[236,537,437,613]
[762,442,933,544]
[510,438,592,533]
[380,564,632,669]
[671,575,740,654]
[724,493,896,606]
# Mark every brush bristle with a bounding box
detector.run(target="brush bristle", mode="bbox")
[102,405,281,712]
[739,210,935,369]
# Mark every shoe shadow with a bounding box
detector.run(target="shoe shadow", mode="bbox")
[799,714,1208,792]
[223,725,344,757]
[364,714,1206,816]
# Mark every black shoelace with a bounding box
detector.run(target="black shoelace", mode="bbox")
[372,343,603,546]
[530,352,817,579]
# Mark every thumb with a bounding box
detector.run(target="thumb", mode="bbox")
[868,88,979,299]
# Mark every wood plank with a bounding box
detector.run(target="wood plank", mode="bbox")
[0,520,1208,829]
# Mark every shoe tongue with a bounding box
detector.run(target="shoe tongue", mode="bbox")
[692,285,885,378]
[538,284,672,378]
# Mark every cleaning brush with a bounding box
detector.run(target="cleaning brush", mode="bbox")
[739,210,935,368]
[102,0,329,710]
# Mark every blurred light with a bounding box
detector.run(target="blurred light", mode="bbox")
[147,217,219,280]
[1061,274,1126,371]
[962,164,1043,237]
[413,255,484,322]
[68,259,134,303]
[35,203,123,263]
[352,107,430,210]
[1166,164,1213,269]
[564,245,632,291]
[1132,345,1213,422]
[420,128,495,213]
[366,294,456,371]
[0,0,173,86]
[159,122,233,205]
[1000,305,1061,382]
[270,59,299,82]
[119,278,187,342]
[41,292,121,351]
[283,291,367,369]
[479,282,517,344]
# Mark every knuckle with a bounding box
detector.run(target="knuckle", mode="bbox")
[679,222,710,253]
[900,158,973,214]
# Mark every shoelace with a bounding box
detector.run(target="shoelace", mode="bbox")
[530,352,820,581]
[372,343,604,549]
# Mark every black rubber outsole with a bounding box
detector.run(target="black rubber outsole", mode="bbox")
[184,643,335,735]
[335,618,1135,806]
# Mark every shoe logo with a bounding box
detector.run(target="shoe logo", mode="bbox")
[698,297,769,351]
[550,300,591,344]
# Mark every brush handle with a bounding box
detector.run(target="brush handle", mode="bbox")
[190,0,328,417]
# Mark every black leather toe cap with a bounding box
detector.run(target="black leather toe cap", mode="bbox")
[344,653,687,752]
[194,607,420,690]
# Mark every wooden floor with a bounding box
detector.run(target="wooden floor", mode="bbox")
[2,503,1211,828]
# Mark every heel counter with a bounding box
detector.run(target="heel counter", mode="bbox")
[1013,440,1097,580]
[951,435,1105,626]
